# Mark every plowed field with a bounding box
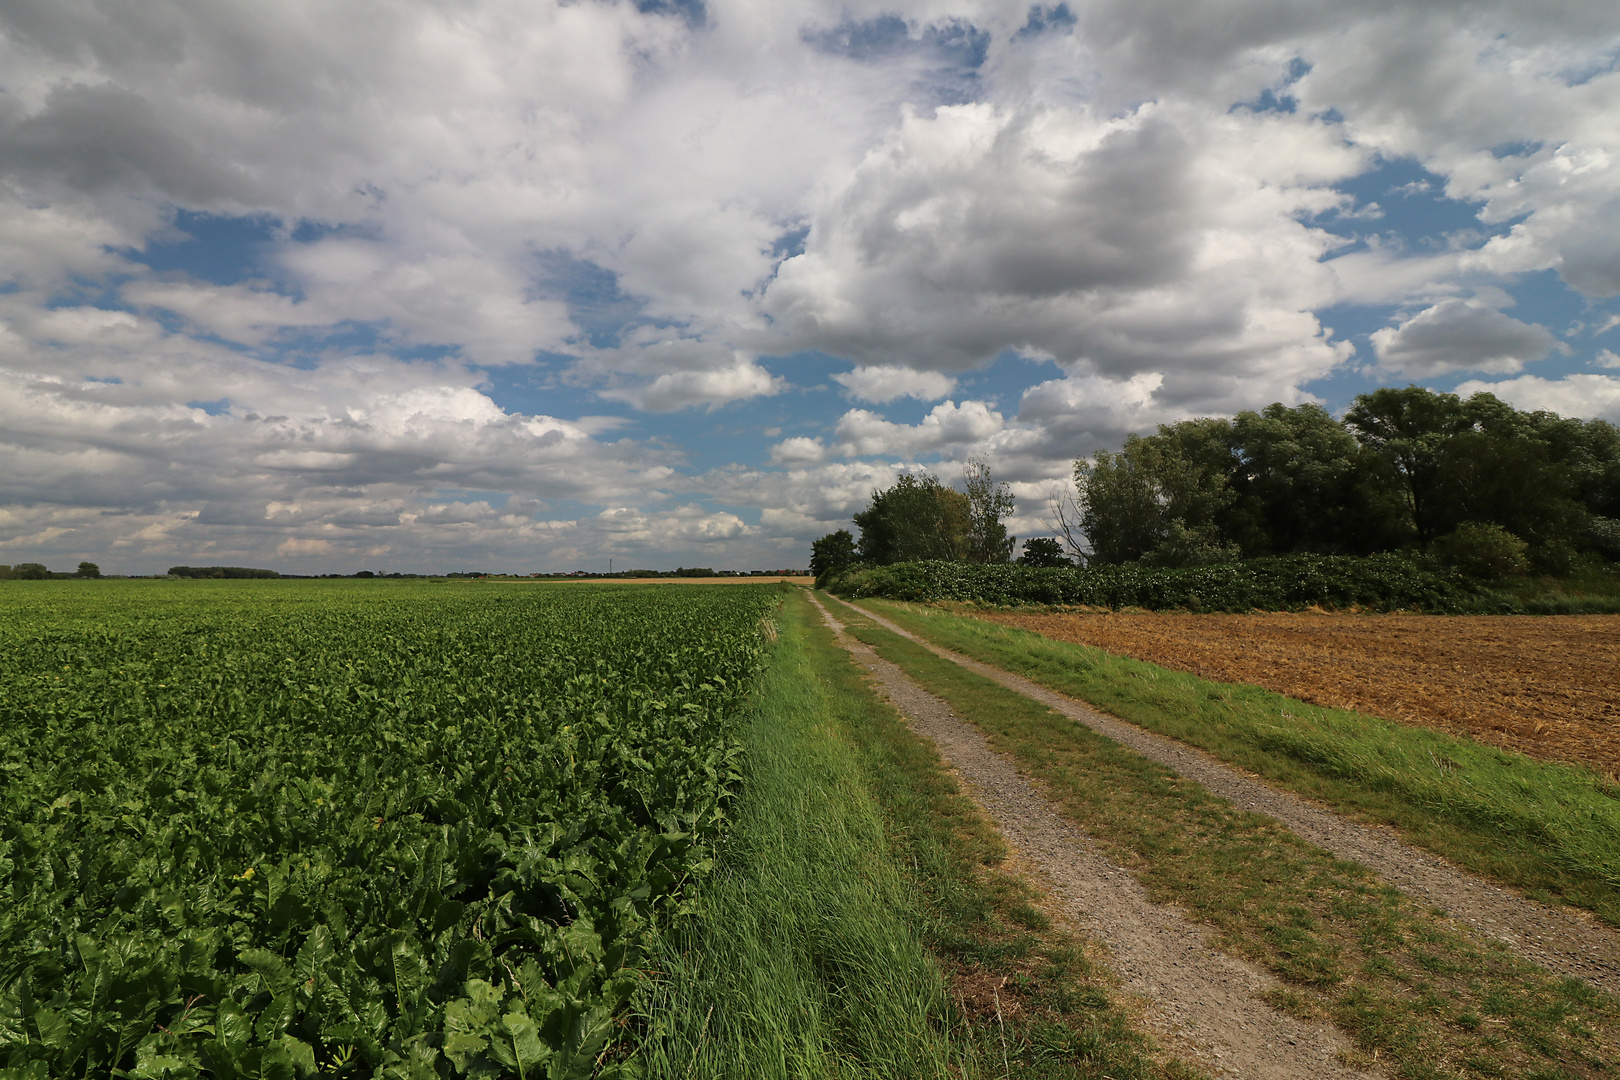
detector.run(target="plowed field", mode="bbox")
[977,611,1620,776]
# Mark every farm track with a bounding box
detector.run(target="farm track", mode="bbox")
[840,597,1620,999]
[810,592,1378,1079]
[979,610,1620,776]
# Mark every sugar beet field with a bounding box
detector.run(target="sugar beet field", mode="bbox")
[8,580,1620,1080]
[1,582,773,1079]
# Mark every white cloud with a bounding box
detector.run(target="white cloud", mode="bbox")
[1454,373,1620,423]
[1594,349,1620,369]
[597,354,785,412]
[3,0,1620,570]
[1370,298,1558,377]
[123,280,332,345]
[832,399,1005,457]
[758,96,1357,412]
[832,364,957,403]
[769,436,829,464]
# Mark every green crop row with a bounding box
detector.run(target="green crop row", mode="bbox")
[828,554,1478,612]
[0,580,779,1079]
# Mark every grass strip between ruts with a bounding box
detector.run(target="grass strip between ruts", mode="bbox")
[636,590,1196,1080]
[820,591,1620,1080]
[857,598,1620,927]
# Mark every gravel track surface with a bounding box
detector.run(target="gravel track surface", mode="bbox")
[810,593,1378,1080]
[844,597,1620,997]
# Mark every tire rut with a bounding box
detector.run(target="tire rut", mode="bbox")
[841,596,1620,997]
[810,593,1380,1080]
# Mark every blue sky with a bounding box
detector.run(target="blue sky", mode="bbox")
[2,0,1618,573]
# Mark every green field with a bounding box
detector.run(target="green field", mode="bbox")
[0,580,775,1078]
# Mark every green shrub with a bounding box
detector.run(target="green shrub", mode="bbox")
[828,553,1478,612]
[1430,522,1530,580]
[1586,517,1620,561]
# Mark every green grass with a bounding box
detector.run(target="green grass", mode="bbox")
[635,594,954,1079]
[820,591,1620,1080]
[637,591,1195,1080]
[1466,564,1620,614]
[852,597,1620,926]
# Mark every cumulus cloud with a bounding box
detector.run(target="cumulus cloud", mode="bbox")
[832,364,957,403]
[769,436,829,464]
[2,0,1619,570]
[597,354,785,412]
[1454,373,1620,423]
[832,399,1004,457]
[761,99,1357,389]
[1015,371,1194,458]
[1370,299,1558,377]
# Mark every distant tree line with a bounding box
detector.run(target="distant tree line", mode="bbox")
[812,388,1620,585]
[0,562,102,580]
[169,565,281,579]
[1054,387,1619,576]
[812,459,1023,580]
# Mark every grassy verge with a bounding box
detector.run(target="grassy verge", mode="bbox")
[821,591,1620,1080]
[853,597,1620,927]
[1466,564,1620,614]
[637,590,1194,1079]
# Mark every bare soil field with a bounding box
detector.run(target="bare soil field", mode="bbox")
[978,610,1620,776]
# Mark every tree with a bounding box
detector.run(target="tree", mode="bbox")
[1075,423,1238,567]
[1227,403,1395,556]
[963,458,1016,563]
[1344,387,1480,546]
[1042,482,1090,564]
[75,562,101,578]
[810,529,858,580]
[1017,537,1071,567]
[853,473,970,564]
[13,563,50,580]
[1073,441,1162,564]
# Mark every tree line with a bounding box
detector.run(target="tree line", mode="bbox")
[812,459,1024,579]
[0,562,101,580]
[813,387,1620,581]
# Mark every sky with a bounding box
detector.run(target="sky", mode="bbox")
[2,0,1619,575]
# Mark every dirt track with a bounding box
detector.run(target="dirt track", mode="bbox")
[978,610,1620,776]
[811,594,1378,1080]
[846,597,1620,997]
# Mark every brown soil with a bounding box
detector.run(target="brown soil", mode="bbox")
[977,610,1620,776]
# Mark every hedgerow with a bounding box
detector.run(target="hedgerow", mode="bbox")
[827,554,1479,612]
[0,581,779,1079]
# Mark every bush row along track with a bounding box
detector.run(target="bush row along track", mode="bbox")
[0,580,780,1079]
[809,593,1374,1080]
[978,610,1620,778]
[840,599,1620,1000]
